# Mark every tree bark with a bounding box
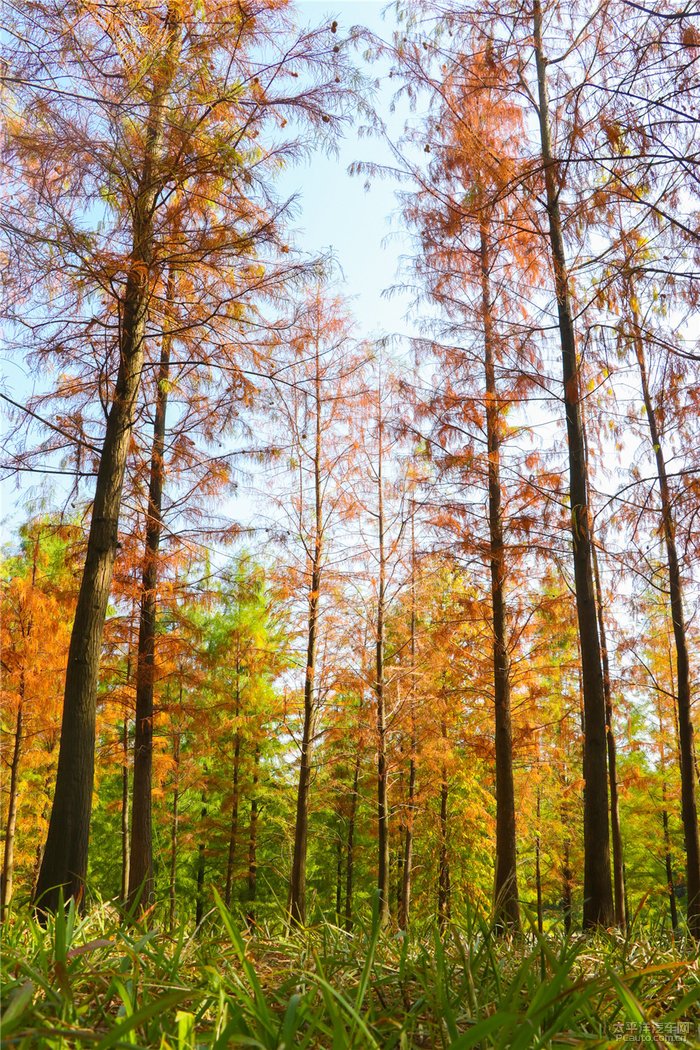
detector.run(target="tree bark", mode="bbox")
[128,269,174,913]
[34,20,179,913]
[591,540,626,928]
[399,513,417,930]
[375,404,391,928]
[121,718,130,904]
[1,678,24,921]
[480,222,520,933]
[246,746,260,930]
[437,720,450,932]
[630,307,700,939]
[224,729,241,908]
[532,0,613,929]
[345,750,361,932]
[289,331,324,928]
[168,729,180,933]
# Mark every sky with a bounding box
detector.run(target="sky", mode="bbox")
[278,1,416,345]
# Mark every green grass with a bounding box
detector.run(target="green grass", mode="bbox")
[1,896,698,1048]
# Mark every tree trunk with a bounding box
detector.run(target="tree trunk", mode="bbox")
[246,746,260,930]
[437,721,450,932]
[1,679,24,921]
[480,222,520,933]
[34,27,179,912]
[195,794,207,930]
[630,308,700,939]
[532,0,613,929]
[375,405,391,928]
[128,273,174,913]
[121,719,130,904]
[169,732,180,933]
[345,751,360,932]
[590,541,626,928]
[535,784,543,936]
[224,729,241,908]
[399,513,417,930]
[289,332,324,928]
[662,785,678,932]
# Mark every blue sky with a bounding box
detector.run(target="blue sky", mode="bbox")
[280,1,416,345]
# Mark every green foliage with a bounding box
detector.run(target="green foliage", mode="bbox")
[1,904,698,1048]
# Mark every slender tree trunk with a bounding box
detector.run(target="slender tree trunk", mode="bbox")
[121,719,130,903]
[289,334,324,928]
[437,721,450,932]
[480,222,520,932]
[630,308,700,939]
[195,795,207,930]
[169,731,180,933]
[246,746,260,930]
[399,513,417,930]
[535,784,544,936]
[345,750,361,932]
[128,270,174,913]
[34,27,180,912]
[532,1,613,929]
[1,679,24,921]
[662,785,679,932]
[375,406,390,928]
[656,691,679,932]
[591,539,626,928]
[335,827,343,924]
[224,730,241,908]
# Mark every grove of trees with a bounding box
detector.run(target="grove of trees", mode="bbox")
[2,0,699,957]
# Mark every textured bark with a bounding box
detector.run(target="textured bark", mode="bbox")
[289,336,324,928]
[168,731,180,932]
[399,515,417,930]
[34,22,179,913]
[375,408,391,928]
[195,795,207,930]
[591,540,626,928]
[532,0,613,929]
[437,722,451,932]
[480,223,520,933]
[224,728,241,908]
[246,747,260,930]
[120,719,130,904]
[535,786,544,936]
[128,280,173,914]
[345,751,361,932]
[630,310,700,939]
[1,681,24,921]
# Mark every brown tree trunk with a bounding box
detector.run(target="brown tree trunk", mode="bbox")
[169,731,180,932]
[535,785,544,937]
[1,679,24,921]
[195,793,207,930]
[480,222,520,933]
[121,718,130,904]
[399,513,417,930]
[246,746,260,930]
[345,751,361,932]
[532,0,613,929]
[375,406,390,928]
[34,26,179,912]
[437,721,450,932]
[128,273,174,913]
[224,729,241,908]
[590,541,626,928]
[630,309,700,939]
[289,334,324,928]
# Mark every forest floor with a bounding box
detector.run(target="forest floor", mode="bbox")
[1,894,699,1049]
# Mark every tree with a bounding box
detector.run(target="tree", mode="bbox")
[3,0,350,913]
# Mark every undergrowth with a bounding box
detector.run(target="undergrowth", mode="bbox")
[1,892,698,1048]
